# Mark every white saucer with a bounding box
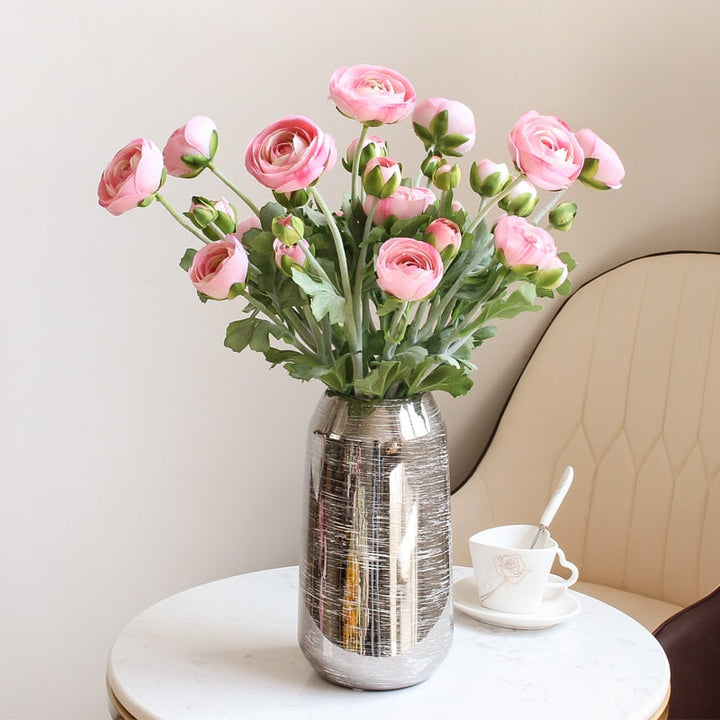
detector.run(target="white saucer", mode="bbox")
[453,574,581,629]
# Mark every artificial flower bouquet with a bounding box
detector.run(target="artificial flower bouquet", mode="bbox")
[98,64,624,399]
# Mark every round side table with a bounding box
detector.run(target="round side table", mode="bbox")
[107,566,670,720]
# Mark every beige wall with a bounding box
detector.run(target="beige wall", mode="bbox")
[1,0,718,716]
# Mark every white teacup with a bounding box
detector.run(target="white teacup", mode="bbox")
[468,524,579,614]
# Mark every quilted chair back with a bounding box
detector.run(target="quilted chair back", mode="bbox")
[452,253,720,609]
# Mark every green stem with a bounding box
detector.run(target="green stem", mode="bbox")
[299,304,329,364]
[383,302,410,361]
[209,165,260,217]
[442,270,509,355]
[155,194,209,244]
[350,124,370,214]
[282,307,318,353]
[243,294,314,355]
[416,237,489,343]
[308,188,363,388]
[407,302,429,344]
[466,175,525,233]
[351,196,379,371]
[530,188,568,226]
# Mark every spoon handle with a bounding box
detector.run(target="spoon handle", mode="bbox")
[530,466,574,548]
[540,466,574,528]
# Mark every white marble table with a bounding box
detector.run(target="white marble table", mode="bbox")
[107,566,670,720]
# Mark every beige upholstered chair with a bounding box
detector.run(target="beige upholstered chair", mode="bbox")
[452,252,720,633]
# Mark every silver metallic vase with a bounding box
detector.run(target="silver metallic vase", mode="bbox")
[298,391,453,690]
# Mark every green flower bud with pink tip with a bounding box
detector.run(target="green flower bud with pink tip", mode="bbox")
[363,157,402,198]
[548,202,578,232]
[498,180,539,217]
[272,214,305,246]
[432,162,461,191]
[470,160,512,197]
[343,134,388,172]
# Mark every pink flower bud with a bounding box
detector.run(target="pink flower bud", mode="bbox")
[412,97,476,156]
[189,235,249,299]
[424,218,462,255]
[273,237,310,272]
[163,116,218,178]
[575,129,625,190]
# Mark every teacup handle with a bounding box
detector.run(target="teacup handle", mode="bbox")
[549,547,579,589]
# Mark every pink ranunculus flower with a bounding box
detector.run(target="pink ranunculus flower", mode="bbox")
[575,128,625,190]
[412,97,476,155]
[189,235,249,300]
[376,237,444,301]
[424,218,462,254]
[97,138,164,216]
[493,215,568,288]
[365,186,436,225]
[163,116,217,178]
[508,111,584,191]
[273,237,310,269]
[329,65,417,125]
[245,115,336,193]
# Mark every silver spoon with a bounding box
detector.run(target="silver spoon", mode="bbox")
[530,466,574,549]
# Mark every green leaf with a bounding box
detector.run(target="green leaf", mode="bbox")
[208,130,219,159]
[227,282,245,300]
[394,346,428,367]
[409,362,473,397]
[179,153,209,169]
[555,278,573,296]
[480,282,541,323]
[437,134,470,157]
[224,319,255,353]
[429,109,449,139]
[473,325,497,343]
[290,268,346,324]
[376,296,405,317]
[258,202,287,232]
[312,356,352,393]
[412,122,433,144]
[353,361,405,398]
[389,213,430,238]
[558,251,577,273]
[179,248,197,272]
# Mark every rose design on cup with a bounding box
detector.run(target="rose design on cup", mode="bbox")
[478,553,531,605]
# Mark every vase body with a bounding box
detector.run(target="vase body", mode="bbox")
[298,391,452,690]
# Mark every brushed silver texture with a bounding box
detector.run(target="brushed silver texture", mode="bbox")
[298,391,453,690]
